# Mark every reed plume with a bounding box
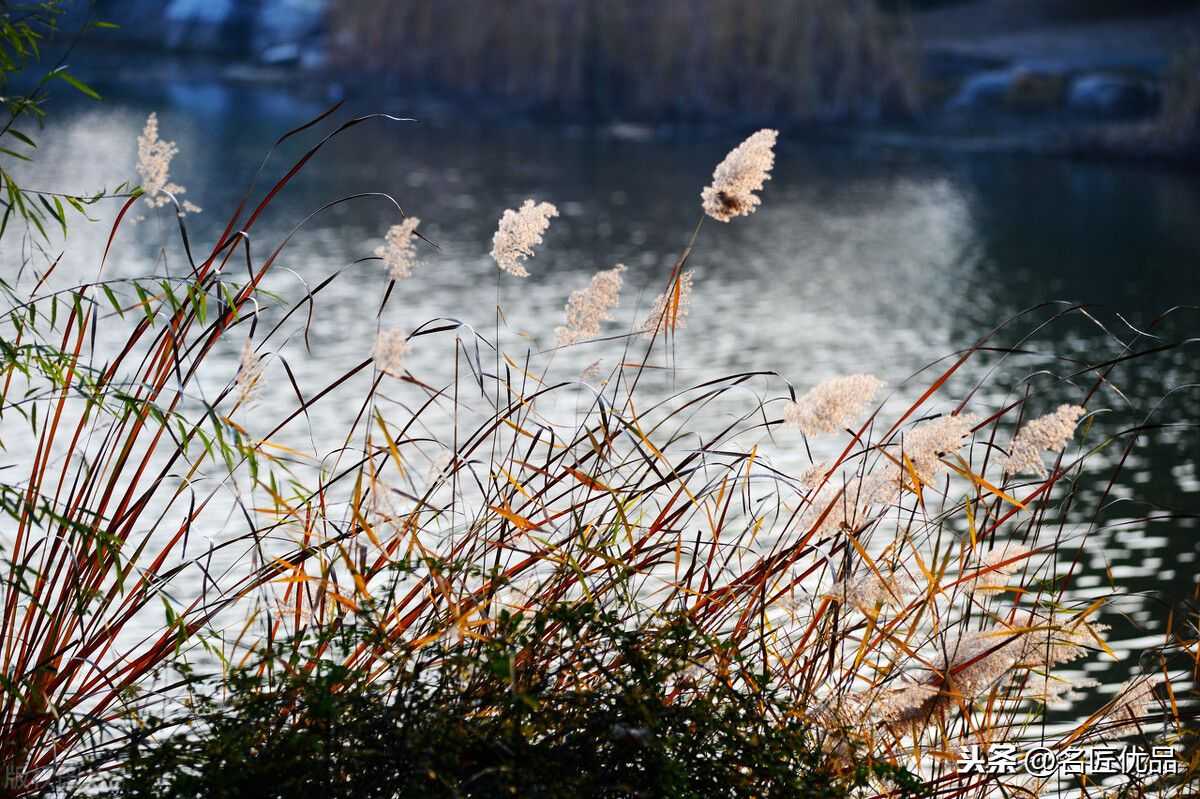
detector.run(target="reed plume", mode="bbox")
[701,128,778,222]
[373,328,410,377]
[491,199,558,277]
[376,217,422,280]
[641,269,694,335]
[783,374,882,436]
[1003,403,1086,477]
[136,112,199,213]
[900,413,980,482]
[234,338,264,408]
[555,264,626,346]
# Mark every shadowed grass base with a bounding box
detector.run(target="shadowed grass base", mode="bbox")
[92,608,923,799]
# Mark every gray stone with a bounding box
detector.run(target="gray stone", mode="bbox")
[95,0,327,59]
[947,68,1018,110]
[162,0,251,52]
[254,0,326,51]
[1067,74,1160,118]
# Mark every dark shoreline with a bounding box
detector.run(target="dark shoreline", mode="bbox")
[65,41,1200,172]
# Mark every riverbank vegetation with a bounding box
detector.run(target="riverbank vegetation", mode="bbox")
[1,4,1199,795]
[0,101,1196,796]
[91,607,922,798]
[328,0,920,122]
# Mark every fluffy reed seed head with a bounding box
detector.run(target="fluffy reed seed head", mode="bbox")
[800,481,867,536]
[1003,404,1086,477]
[136,113,200,214]
[376,217,421,280]
[798,462,829,489]
[783,374,882,436]
[373,328,410,378]
[701,129,778,222]
[797,468,901,537]
[824,567,914,613]
[970,545,1035,590]
[490,199,558,277]
[980,545,1033,577]
[1103,675,1164,737]
[869,614,1094,732]
[933,613,1106,706]
[555,264,626,346]
[869,682,942,726]
[234,338,264,407]
[580,360,605,385]
[900,413,980,482]
[1029,674,1099,708]
[862,465,906,507]
[937,627,1024,701]
[1016,617,1109,670]
[641,270,694,335]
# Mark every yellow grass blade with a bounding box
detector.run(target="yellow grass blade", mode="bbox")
[374,410,408,478]
[490,504,539,531]
[566,466,609,492]
[329,592,360,613]
[949,454,1026,509]
[272,573,314,585]
[964,496,977,549]
[902,452,924,508]
[496,465,532,499]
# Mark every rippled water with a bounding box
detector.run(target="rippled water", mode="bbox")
[5,76,1200,745]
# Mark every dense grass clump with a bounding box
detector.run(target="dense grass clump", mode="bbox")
[94,606,921,799]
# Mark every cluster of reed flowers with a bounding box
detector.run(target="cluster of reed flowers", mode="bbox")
[274,124,1173,792]
[234,338,264,408]
[476,130,778,345]
[641,270,694,335]
[210,119,1187,797]
[701,128,778,222]
[824,566,915,613]
[1102,675,1167,737]
[783,373,882,436]
[555,264,626,346]
[490,199,558,277]
[373,328,410,377]
[539,130,778,344]
[376,217,422,280]
[1003,403,1087,476]
[817,555,1125,745]
[771,353,1176,787]
[136,112,200,213]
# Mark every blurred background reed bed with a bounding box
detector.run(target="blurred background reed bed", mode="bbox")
[326,0,920,122]
[0,96,1197,796]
